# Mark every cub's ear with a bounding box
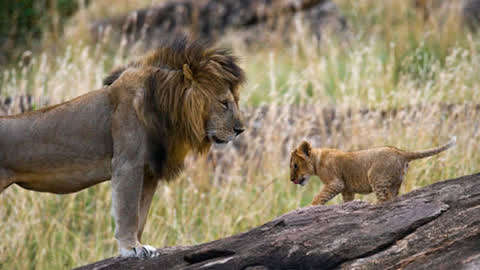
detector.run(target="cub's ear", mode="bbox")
[299,141,312,157]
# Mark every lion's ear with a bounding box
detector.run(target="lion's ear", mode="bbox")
[300,141,312,157]
[103,66,127,86]
[183,64,194,81]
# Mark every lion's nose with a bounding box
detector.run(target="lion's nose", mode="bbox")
[234,126,245,136]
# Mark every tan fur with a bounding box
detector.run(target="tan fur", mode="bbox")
[0,37,246,257]
[290,138,456,205]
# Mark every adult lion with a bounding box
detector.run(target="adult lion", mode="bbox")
[0,37,246,257]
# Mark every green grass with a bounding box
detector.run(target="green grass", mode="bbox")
[1,1,480,269]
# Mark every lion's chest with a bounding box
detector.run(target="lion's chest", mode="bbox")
[161,142,191,180]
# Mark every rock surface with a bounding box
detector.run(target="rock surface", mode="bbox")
[91,0,346,48]
[76,173,480,270]
[416,0,480,30]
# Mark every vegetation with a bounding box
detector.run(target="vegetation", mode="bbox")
[0,1,479,269]
[0,0,83,64]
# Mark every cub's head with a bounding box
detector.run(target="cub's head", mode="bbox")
[290,141,315,186]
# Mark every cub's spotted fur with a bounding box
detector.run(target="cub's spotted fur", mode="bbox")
[290,138,456,205]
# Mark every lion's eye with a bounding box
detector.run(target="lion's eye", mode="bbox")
[294,164,298,169]
[221,100,229,110]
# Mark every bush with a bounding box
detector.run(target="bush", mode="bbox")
[0,0,83,62]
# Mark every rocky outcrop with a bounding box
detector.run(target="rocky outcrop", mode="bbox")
[416,0,480,30]
[76,173,480,269]
[91,0,346,48]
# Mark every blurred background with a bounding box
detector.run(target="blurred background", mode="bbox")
[1,0,479,269]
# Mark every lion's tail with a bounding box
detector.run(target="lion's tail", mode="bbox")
[402,136,456,161]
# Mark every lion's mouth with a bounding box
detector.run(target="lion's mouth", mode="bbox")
[211,135,229,144]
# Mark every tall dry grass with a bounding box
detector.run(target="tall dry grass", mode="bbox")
[1,1,480,269]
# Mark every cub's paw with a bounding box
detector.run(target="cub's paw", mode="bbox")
[120,245,157,258]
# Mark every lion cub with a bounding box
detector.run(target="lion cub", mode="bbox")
[290,137,456,205]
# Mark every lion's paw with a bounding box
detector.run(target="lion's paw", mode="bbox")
[120,245,157,258]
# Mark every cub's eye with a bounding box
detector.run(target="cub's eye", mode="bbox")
[294,164,298,169]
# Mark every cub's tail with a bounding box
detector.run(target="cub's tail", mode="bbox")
[402,136,456,161]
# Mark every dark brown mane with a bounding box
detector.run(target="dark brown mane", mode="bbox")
[103,36,245,89]
[105,36,245,177]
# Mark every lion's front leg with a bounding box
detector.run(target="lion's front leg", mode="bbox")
[111,102,157,258]
[137,174,159,242]
[111,166,153,257]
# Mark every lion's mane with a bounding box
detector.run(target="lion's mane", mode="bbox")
[104,36,245,177]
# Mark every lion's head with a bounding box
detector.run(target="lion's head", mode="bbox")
[290,141,315,186]
[104,36,246,176]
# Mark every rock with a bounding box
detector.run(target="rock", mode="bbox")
[464,0,480,30]
[416,0,480,30]
[91,0,346,48]
[76,173,480,269]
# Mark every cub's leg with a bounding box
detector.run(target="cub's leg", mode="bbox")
[312,179,345,205]
[137,174,159,242]
[371,177,396,204]
[368,163,401,204]
[390,180,402,199]
[341,191,355,202]
[389,162,408,199]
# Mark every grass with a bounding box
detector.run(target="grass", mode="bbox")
[1,1,480,269]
